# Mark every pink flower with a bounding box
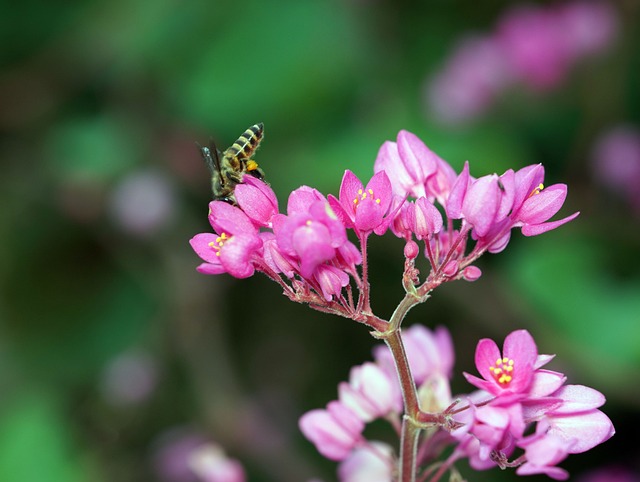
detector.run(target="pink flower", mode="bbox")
[509,164,580,237]
[328,170,394,236]
[448,163,579,253]
[373,130,439,199]
[426,36,511,124]
[392,197,443,241]
[558,1,618,59]
[188,443,246,482]
[496,5,572,90]
[541,385,614,454]
[234,176,279,228]
[338,362,396,422]
[274,187,349,278]
[464,329,539,399]
[313,264,350,302]
[470,403,524,458]
[516,429,572,480]
[374,325,455,412]
[591,125,640,212]
[299,401,364,461]
[190,202,262,278]
[337,442,394,482]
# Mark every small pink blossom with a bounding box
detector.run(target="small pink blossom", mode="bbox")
[516,429,572,480]
[338,362,396,422]
[470,402,525,458]
[234,176,279,228]
[337,442,394,482]
[299,401,364,461]
[190,202,262,278]
[188,443,246,482]
[274,187,349,278]
[328,170,394,236]
[591,125,640,213]
[397,197,443,241]
[464,329,538,399]
[373,130,440,199]
[313,264,350,302]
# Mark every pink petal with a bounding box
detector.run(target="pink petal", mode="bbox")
[463,372,497,394]
[521,211,580,236]
[549,385,606,414]
[520,184,568,224]
[513,164,545,212]
[234,178,278,227]
[548,410,615,453]
[196,262,226,275]
[496,169,515,222]
[365,170,393,212]
[190,233,221,263]
[292,222,335,278]
[446,161,471,219]
[397,130,437,186]
[218,235,260,278]
[374,141,417,198]
[339,170,364,215]
[463,175,501,237]
[529,369,567,398]
[474,338,502,383]
[503,330,538,368]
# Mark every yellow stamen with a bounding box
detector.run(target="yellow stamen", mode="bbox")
[489,356,516,385]
[208,233,231,257]
[529,183,544,197]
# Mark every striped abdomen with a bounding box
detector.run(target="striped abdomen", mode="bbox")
[226,123,264,160]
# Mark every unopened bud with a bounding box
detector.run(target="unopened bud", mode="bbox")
[442,260,459,277]
[404,240,420,260]
[462,265,482,281]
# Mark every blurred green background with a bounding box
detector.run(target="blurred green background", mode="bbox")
[1,0,639,480]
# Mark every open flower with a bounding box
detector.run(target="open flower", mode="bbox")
[373,130,439,199]
[190,202,262,278]
[274,187,348,278]
[464,329,539,399]
[328,170,394,236]
[234,175,279,228]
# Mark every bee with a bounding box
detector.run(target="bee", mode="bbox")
[198,123,265,204]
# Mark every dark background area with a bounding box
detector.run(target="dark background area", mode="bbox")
[0,0,638,480]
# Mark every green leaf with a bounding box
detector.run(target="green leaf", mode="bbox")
[0,391,97,482]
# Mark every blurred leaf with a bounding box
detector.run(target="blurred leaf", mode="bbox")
[176,0,362,130]
[0,391,97,482]
[4,214,156,382]
[44,114,142,183]
[503,233,640,390]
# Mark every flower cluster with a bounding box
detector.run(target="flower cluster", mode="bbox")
[426,0,618,124]
[190,127,608,481]
[455,330,614,480]
[300,328,614,481]
[191,130,578,313]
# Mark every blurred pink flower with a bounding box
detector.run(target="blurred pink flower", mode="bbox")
[426,1,618,123]
[189,444,246,482]
[299,401,365,461]
[337,442,394,482]
[591,125,640,212]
